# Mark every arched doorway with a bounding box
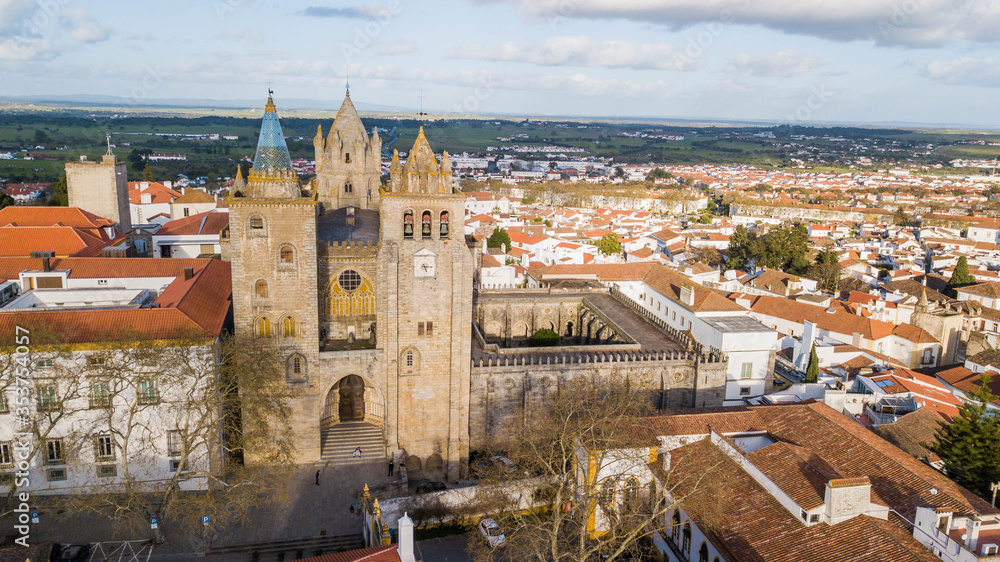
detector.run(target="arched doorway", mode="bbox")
[320,375,386,461]
[338,375,366,421]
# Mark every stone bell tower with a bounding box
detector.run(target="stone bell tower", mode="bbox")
[378,127,473,481]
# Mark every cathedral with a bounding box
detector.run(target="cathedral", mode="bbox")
[227,93,732,482]
[229,92,473,481]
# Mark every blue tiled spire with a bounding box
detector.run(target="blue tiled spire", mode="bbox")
[252,96,292,172]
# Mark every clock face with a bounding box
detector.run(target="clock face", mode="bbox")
[413,253,436,278]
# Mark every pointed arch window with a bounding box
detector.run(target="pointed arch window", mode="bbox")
[255,280,269,299]
[403,210,414,239]
[623,477,639,513]
[699,542,710,562]
[599,478,615,507]
[671,510,681,543]
[283,316,296,337]
[255,317,271,337]
[421,211,432,238]
[440,211,450,238]
[345,182,353,193]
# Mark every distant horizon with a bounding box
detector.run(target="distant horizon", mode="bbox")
[3,2,1000,129]
[3,93,998,134]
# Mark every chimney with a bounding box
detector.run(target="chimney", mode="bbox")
[398,513,416,562]
[183,267,194,281]
[680,285,696,307]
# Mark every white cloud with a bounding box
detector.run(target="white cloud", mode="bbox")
[63,8,110,43]
[376,41,417,56]
[916,57,1000,87]
[484,0,1000,48]
[453,35,690,70]
[725,50,829,77]
[0,0,36,36]
[0,36,52,60]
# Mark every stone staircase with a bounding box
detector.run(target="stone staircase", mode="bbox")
[321,422,384,463]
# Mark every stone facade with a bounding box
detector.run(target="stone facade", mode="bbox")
[66,154,131,232]
[230,94,730,482]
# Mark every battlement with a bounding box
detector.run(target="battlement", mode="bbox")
[472,349,725,370]
[319,240,380,258]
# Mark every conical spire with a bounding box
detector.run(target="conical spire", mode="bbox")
[252,95,292,172]
[233,164,245,192]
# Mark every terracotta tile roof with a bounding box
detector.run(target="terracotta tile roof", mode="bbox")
[172,188,215,204]
[0,205,115,228]
[128,181,183,205]
[0,225,120,257]
[531,262,658,282]
[644,266,746,313]
[873,408,945,461]
[668,438,940,562]
[0,256,210,280]
[156,211,229,236]
[891,322,938,344]
[745,440,839,509]
[747,295,934,343]
[0,258,231,344]
[956,281,1000,299]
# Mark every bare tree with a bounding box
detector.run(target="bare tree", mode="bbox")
[465,377,726,561]
[1,331,296,542]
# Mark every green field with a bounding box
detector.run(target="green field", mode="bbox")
[1,102,997,189]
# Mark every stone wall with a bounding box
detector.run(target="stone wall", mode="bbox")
[469,353,727,450]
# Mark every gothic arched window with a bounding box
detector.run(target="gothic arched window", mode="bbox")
[671,510,681,543]
[282,316,296,337]
[682,523,691,558]
[623,477,639,513]
[699,542,709,562]
[599,478,615,507]
[328,271,375,317]
[255,317,271,337]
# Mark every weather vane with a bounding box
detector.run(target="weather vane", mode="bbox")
[418,88,427,124]
[267,80,274,97]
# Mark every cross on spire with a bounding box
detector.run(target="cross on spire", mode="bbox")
[418,88,427,124]
[346,68,350,94]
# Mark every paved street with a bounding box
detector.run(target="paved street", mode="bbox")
[2,458,402,561]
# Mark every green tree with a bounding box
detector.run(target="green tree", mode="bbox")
[487,227,512,250]
[0,192,14,209]
[645,167,673,182]
[46,173,68,206]
[815,248,839,265]
[948,256,976,293]
[929,375,1000,499]
[33,129,50,145]
[805,344,819,383]
[142,164,155,182]
[893,206,912,227]
[726,225,752,271]
[596,233,622,256]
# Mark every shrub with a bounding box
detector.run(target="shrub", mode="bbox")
[530,329,560,346]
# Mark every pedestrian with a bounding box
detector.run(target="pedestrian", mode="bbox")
[388,460,394,476]
[353,446,362,458]
[315,470,321,486]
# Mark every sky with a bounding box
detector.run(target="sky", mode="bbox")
[1,0,1000,127]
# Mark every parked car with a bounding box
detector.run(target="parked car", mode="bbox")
[478,518,506,548]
